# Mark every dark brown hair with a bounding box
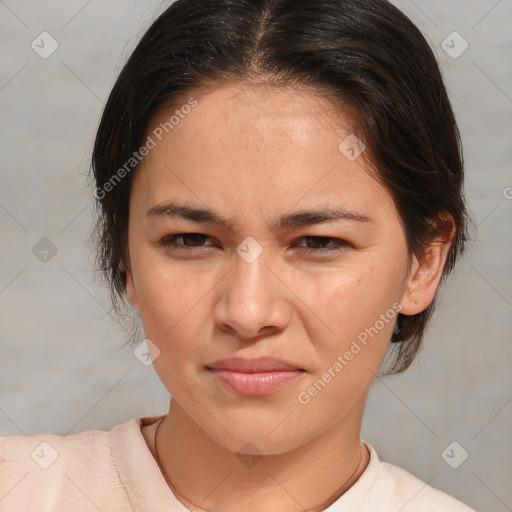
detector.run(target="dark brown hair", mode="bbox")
[89,0,469,374]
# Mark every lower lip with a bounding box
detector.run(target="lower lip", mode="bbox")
[208,368,304,396]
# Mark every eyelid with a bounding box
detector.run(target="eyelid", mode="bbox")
[157,233,217,248]
[157,233,349,254]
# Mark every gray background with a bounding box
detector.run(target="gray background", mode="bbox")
[0,1,511,510]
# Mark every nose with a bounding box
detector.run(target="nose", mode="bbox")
[214,248,292,342]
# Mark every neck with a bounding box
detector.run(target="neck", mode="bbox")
[154,398,369,512]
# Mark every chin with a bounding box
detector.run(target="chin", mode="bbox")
[197,413,313,456]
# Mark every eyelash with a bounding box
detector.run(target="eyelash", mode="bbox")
[157,233,348,254]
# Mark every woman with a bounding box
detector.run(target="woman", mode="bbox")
[0,0,477,510]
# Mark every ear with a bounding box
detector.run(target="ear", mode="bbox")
[400,213,455,316]
[124,258,140,310]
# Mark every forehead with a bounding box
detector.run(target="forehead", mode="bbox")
[132,83,395,230]
[151,82,355,144]
[142,83,360,175]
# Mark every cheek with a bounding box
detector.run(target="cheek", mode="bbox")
[302,275,396,406]
[310,261,396,332]
[306,258,403,367]
[135,262,206,344]
[137,270,209,393]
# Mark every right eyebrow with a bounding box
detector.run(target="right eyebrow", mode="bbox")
[146,201,372,231]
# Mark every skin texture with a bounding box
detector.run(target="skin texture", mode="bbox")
[126,83,453,512]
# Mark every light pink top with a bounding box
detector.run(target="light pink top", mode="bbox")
[0,415,477,511]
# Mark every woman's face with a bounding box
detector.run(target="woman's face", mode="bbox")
[126,84,424,454]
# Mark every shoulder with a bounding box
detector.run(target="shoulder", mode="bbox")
[377,456,477,511]
[0,425,112,473]
[0,418,141,511]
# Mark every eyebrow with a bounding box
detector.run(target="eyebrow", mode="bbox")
[146,201,372,230]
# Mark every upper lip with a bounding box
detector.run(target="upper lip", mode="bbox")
[206,357,304,373]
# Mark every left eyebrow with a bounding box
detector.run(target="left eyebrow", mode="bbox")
[146,201,372,230]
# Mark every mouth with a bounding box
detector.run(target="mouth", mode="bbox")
[206,356,305,373]
[206,356,305,396]
[207,368,305,396]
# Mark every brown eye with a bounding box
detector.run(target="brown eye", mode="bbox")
[158,233,216,250]
[293,236,348,254]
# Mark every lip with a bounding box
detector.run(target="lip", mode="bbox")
[206,357,305,396]
[206,356,304,373]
